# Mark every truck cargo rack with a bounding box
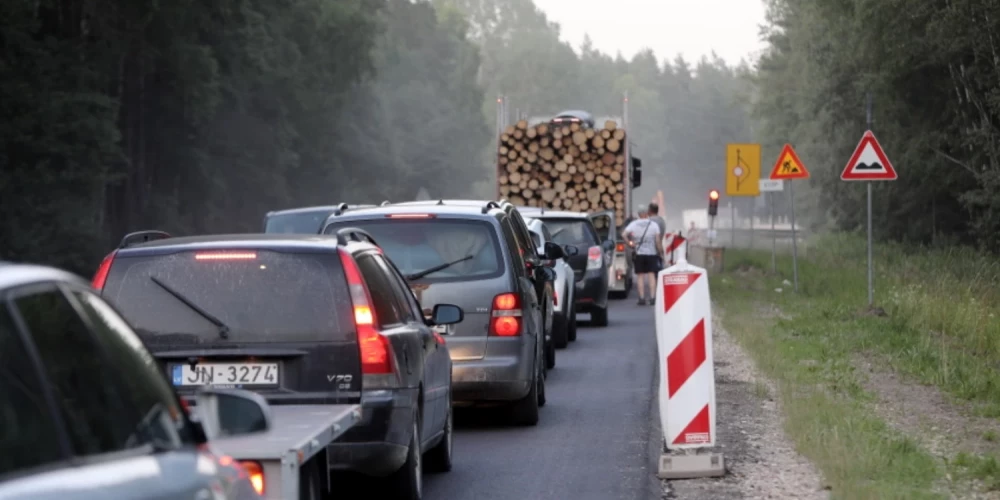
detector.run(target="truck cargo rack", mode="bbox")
[335,227,378,247]
[118,230,171,249]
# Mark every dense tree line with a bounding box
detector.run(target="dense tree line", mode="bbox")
[1,0,763,274]
[754,0,1000,250]
[0,0,489,273]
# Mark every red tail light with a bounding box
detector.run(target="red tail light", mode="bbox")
[552,289,559,307]
[91,251,117,290]
[238,461,264,495]
[338,249,393,374]
[489,292,522,336]
[586,245,602,270]
[615,243,625,252]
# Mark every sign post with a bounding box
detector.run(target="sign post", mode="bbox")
[725,143,761,249]
[758,179,783,273]
[841,93,898,306]
[768,144,810,292]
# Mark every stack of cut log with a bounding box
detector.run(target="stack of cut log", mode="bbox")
[497,118,628,227]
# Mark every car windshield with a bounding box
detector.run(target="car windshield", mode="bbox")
[324,219,503,282]
[539,219,598,248]
[264,210,335,234]
[101,250,353,344]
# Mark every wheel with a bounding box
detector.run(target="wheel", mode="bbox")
[510,361,540,426]
[536,355,547,408]
[567,312,577,342]
[387,418,423,499]
[590,305,608,327]
[424,398,453,473]
[545,339,556,370]
[298,458,323,500]
[552,314,569,349]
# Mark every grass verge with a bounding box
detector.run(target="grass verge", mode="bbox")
[710,233,1000,499]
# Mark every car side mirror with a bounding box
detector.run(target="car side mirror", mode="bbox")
[543,241,565,260]
[562,244,579,256]
[195,388,272,440]
[601,239,615,251]
[430,304,463,326]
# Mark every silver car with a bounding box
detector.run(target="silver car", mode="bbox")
[0,262,264,500]
[525,217,578,356]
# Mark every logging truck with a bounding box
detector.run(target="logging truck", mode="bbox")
[495,94,642,297]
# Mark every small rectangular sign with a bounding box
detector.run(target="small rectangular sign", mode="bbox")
[759,179,784,192]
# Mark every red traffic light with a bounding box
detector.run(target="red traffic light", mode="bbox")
[709,190,720,200]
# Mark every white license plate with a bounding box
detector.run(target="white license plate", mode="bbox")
[431,325,450,335]
[171,363,279,387]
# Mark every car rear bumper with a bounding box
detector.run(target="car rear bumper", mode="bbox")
[574,268,609,309]
[451,356,532,403]
[326,388,416,476]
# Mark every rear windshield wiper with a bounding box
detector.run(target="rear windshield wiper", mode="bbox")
[150,275,231,339]
[405,255,474,281]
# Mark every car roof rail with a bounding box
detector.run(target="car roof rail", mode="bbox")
[481,200,501,214]
[119,230,171,249]
[335,227,378,247]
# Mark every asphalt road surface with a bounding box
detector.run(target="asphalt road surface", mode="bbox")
[424,299,662,500]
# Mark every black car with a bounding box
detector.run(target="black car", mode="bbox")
[92,229,463,499]
[515,207,615,327]
[263,203,380,234]
[321,200,562,425]
[0,262,263,499]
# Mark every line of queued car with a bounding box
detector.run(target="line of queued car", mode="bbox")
[0,198,621,500]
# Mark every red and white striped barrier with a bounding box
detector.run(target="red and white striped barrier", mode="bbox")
[664,232,688,266]
[654,255,725,478]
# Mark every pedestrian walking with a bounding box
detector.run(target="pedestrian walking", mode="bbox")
[647,202,667,269]
[623,205,663,306]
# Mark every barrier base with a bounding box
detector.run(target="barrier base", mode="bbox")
[657,452,726,479]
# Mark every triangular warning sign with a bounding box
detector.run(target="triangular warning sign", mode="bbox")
[842,130,897,181]
[768,144,810,180]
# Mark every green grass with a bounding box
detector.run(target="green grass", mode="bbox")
[710,233,1000,499]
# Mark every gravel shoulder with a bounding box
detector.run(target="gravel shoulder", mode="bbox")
[854,354,1000,499]
[660,311,828,500]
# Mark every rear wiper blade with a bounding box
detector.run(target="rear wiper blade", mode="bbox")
[150,275,231,339]
[405,255,474,281]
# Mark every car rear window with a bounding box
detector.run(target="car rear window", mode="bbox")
[101,250,354,343]
[538,218,599,248]
[264,210,334,234]
[324,219,504,283]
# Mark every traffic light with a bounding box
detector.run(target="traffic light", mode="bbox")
[708,189,720,216]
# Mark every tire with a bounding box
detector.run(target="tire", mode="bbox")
[552,313,569,349]
[298,458,323,500]
[567,312,577,342]
[387,418,423,499]
[590,305,609,327]
[424,399,453,474]
[545,339,556,370]
[510,362,540,426]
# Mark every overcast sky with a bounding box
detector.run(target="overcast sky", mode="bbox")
[531,0,768,66]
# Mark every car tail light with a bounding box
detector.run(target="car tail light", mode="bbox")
[552,289,558,307]
[239,461,264,495]
[489,292,522,337]
[615,242,625,252]
[385,213,435,219]
[338,249,395,378]
[586,246,602,270]
[194,251,257,260]
[91,250,117,290]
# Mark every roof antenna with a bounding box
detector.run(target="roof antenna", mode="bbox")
[437,199,444,205]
